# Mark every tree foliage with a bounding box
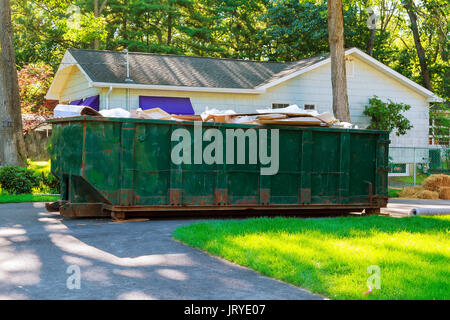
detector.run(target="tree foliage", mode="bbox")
[18,63,54,115]
[363,95,413,136]
[10,0,449,101]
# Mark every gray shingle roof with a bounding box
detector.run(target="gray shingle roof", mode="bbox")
[68,49,329,89]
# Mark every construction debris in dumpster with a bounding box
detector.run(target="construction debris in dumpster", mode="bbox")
[53,104,359,128]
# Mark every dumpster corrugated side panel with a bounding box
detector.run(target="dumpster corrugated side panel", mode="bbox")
[49,117,389,214]
[50,121,84,177]
[310,131,341,204]
[348,133,377,200]
[83,121,121,204]
[270,129,302,205]
[134,122,171,205]
[130,122,382,207]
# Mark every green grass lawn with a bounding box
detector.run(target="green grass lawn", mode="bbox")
[0,160,59,204]
[0,193,59,203]
[388,188,401,197]
[389,174,427,186]
[27,160,51,174]
[174,216,450,300]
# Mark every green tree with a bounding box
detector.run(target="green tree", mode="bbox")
[7,0,448,104]
[12,0,108,67]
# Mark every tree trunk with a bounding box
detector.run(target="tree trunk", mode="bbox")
[366,28,376,56]
[94,0,99,49]
[0,0,27,166]
[404,0,432,90]
[93,0,107,50]
[167,13,173,45]
[327,0,350,122]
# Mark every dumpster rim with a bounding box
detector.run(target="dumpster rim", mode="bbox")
[47,116,389,135]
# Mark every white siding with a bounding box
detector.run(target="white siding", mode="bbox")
[98,52,429,149]
[348,56,429,149]
[59,68,99,103]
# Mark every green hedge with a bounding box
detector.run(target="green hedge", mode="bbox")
[0,165,60,195]
[40,171,60,194]
[0,166,41,194]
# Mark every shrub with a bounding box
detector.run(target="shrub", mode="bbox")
[41,173,60,194]
[0,166,41,194]
[363,96,413,136]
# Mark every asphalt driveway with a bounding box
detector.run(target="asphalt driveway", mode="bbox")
[0,203,322,300]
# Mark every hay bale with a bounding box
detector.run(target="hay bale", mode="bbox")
[415,190,440,200]
[399,186,423,198]
[422,174,450,192]
[438,187,450,200]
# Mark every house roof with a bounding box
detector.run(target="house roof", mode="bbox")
[46,47,441,102]
[66,48,329,89]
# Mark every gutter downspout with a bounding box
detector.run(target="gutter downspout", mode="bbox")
[105,86,112,110]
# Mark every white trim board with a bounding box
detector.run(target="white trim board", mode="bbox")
[91,82,265,94]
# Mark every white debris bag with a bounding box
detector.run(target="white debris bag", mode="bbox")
[99,108,131,118]
[53,104,86,118]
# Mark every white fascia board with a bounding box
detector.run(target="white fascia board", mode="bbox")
[427,96,444,103]
[91,82,265,94]
[45,50,94,100]
[256,57,331,90]
[44,64,75,100]
[348,48,442,101]
[59,50,94,84]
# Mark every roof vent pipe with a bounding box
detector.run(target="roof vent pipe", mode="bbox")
[124,49,133,83]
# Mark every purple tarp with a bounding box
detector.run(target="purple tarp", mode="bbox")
[69,95,100,111]
[139,96,195,115]
[69,99,84,105]
[81,95,100,111]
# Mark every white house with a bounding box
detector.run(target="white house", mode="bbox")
[46,47,442,170]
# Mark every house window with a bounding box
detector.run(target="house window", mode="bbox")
[304,104,315,110]
[390,163,407,174]
[272,103,290,109]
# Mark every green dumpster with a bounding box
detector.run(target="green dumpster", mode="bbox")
[47,116,389,219]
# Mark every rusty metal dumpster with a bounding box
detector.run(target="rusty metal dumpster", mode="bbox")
[47,116,389,219]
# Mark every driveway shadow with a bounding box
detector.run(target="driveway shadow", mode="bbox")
[0,203,322,300]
